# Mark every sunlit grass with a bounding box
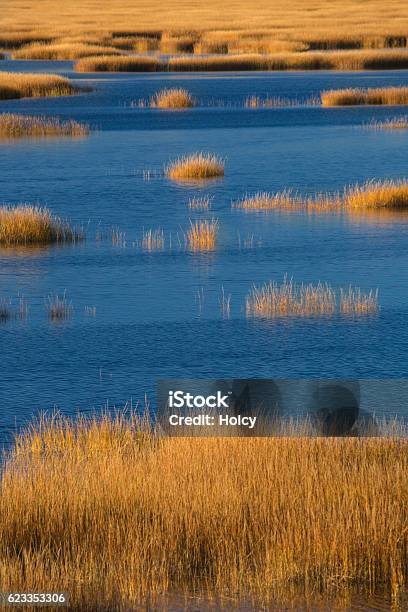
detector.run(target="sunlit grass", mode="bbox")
[340,286,379,315]
[0,114,89,138]
[345,179,408,209]
[0,206,82,246]
[186,219,218,251]
[0,412,406,608]
[150,87,195,109]
[75,55,160,72]
[245,277,378,318]
[321,86,408,106]
[12,42,122,59]
[166,153,224,181]
[0,72,79,100]
[233,190,342,212]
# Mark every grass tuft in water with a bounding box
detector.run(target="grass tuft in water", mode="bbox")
[46,291,73,321]
[150,87,195,109]
[365,116,408,129]
[345,179,408,208]
[0,206,82,246]
[321,86,408,106]
[166,153,224,181]
[0,114,89,138]
[186,219,218,251]
[246,277,378,318]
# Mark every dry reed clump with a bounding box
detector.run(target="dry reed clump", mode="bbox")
[75,55,161,72]
[0,114,89,138]
[0,206,82,246]
[0,72,79,100]
[141,228,165,252]
[365,116,408,129]
[186,219,218,251]
[321,86,408,107]
[245,277,379,318]
[166,153,224,181]
[345,180,408,209]
[12,42,123,59]
[150,88,195,109]
[0,413,406,608]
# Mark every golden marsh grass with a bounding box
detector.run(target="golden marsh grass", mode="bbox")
[0,412,406,608]
[233,190,342,212]
[235,181,408,213]
[75,55,160,72]
[0,206,82,246]
[186,219,218,251]
[0,72,79,100]
[246,278,378,318]
[166,153,224,181]
[345,180,408,209]
[150,88,195,109]
[321,86,408,107]
[12,42,122,60]
[5,0,408,54]
[0,114,89,138]
[340,287,379,315]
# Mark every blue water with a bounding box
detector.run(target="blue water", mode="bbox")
[1,60,408,439]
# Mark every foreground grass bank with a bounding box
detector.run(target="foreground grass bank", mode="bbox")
[0,413,407,609]
[0,72,80,100]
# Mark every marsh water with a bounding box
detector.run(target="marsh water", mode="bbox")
[1,61,408,441]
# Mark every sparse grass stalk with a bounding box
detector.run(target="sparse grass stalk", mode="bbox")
[0,114,89,138]
[186,219,218,251]
[0,206,82,246]
[0,413,406,608]
[142,228,165,252]
[366,116,408,129]
[46,291,73,321]
[0,72,79,100]
[188,195,212,210]
[166,153,224,181]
